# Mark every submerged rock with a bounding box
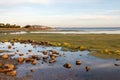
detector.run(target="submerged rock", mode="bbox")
[28,50,32,52]
[16,50,19,52]
[85,66,90,72]
[114,64,120,66]
[63,63,72,69]
[76,60,81,65]
[116,59,120,61]
[31,69,35,72]
[49,59,56,63]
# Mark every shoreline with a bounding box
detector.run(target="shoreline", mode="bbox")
[0,27,120,34]
[0,33,120,54]
[30,30,120,34]
[1,30,120,34]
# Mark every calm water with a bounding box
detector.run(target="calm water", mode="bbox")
[0,42,120,80]
[56,27,120,31]
[7,27,120,34]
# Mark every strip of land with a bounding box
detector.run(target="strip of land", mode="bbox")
[0,33,120,59]
[0,33,120,50]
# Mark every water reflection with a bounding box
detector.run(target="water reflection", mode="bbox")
[2,30,120,34]
[0,42,120,80]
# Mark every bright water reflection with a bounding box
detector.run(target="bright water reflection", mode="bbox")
[0,42,120,80]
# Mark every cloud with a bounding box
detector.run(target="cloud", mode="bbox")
[0,0,99,6]
[105,10,120,15]
[28,0,52,4]
[1,12,120,27]
[55,0,99,3]
[41,15,119,20]
[0,0,52,6]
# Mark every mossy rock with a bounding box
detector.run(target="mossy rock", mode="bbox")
[79,46,86,51]
[62,42,71,47]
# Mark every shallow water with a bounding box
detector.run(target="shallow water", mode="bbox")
[8,30,120,34]
[30,30,120,34]
[0,42,120,80]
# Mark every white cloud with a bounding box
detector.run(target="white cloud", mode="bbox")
[1,13,120,27]
[28,0,52,4]
[55,0,99,3]
[0,0,53,6]
[41,15,119,20]
[0,0,100,6]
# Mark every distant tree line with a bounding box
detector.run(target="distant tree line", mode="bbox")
[23,25,31,28]
[23,25,52,29]
[0,23,21,28]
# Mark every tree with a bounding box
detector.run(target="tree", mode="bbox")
[24,25,31,28]
[0,23,21,28]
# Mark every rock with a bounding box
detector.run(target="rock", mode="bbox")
[16,50,19,52]
[43,51,47,55]
[80,55,82,56]
[25,57,34,63]
[76,60,81,65]
[13,48,15,49]
[0,64,15,73]
[0,63,2,67]
[19,54,24,56]
[52,51,59,55]
[31,69,35,72]
[79,46,86,51]
[4,64,14,70]
[49,59,56,63]
[17,57,24,63]
[63,63,72,69]
[86,66,90,72]
[24,45,26,47]
[2,41,5,43]
[2,54,8,59]
[36,57,41,60]
[31,55,37,59]
[8,45,12,49]
[28,50,32,52]
[37,51,40,52]
[41,62,44,64]
[12,43,14,46]
[43,57,48,61]
[6,70,17,76]
[32,61,36,65]
[50,55,56,60]
[103,49,110,54]
[116,59,120,61]
[49,50,59,55]
[0,68,11,73]
[49,54,56,63]
[114,64,120,66]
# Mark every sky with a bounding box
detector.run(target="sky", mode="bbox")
[0,0,120,27]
